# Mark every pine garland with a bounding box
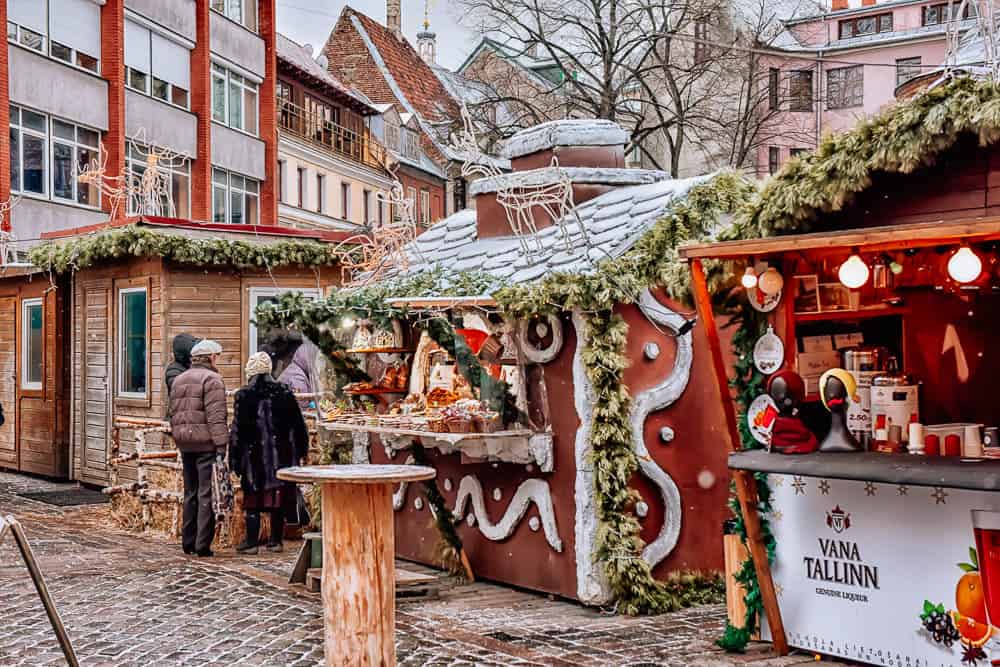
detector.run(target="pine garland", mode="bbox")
[715,297,776,652]
[28,225,356,273]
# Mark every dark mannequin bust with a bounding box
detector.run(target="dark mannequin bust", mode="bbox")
[819,375,862,453]
[767,370,817,454]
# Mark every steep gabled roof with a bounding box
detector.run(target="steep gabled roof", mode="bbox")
[276,32,376,115]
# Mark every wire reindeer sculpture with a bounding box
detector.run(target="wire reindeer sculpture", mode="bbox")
[943,0,1000,80]
[450,103,585,254]
[76,128,192,219]
[0,195,22,266]
[333,165,423,287]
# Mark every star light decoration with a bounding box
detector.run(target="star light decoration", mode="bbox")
[450,103,585,255]
[817,480,830,495]
[864,481,877,497]
[791,477,807,495]
[932,487,949,505]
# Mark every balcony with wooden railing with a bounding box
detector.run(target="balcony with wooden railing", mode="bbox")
[279,101,388,171]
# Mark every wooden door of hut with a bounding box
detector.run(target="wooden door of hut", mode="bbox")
[0,297,16,469]
[78,280,112,485]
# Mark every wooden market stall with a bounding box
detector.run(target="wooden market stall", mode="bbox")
[22,217,350,489]
[679,76,1000,664]
[267,118,752,609]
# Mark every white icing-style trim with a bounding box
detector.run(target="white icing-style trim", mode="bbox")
[501,119,630,159]
[517,314,564,364]
[452,476,563,552]
[630,289,693,568]
[571,310,611,604]
[469,167,668,197]
[392,454,416,510]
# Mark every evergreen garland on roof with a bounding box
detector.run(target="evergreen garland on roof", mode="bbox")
[740,76,1000,239]
[27,225,354,273]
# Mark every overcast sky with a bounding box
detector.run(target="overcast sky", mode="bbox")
[275,0,479,70]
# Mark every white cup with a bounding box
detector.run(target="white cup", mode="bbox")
[907,423,925,455]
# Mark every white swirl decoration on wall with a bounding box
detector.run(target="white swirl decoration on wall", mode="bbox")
[452,476,563,552]
[630,288,693,568]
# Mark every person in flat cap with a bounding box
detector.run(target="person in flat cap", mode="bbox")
[169,339,228,557]
[229,352,308,554]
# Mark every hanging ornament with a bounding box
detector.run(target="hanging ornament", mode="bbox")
[748,285,781,313]
[741,266,758,289]
[753,325,784,375]
[758,267,784,296]
[947,246,982,284]
[748,394,779,445]
[838,254,870,289]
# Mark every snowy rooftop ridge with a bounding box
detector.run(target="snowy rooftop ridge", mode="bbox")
[468,167,668,197]
[501,120,630,159]
[391,173,717,287]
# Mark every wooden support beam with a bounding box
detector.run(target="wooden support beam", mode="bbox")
[690,259,788,655]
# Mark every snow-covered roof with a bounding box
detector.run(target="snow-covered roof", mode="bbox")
[391,173,716,286]
[501,119,630,159]
[469,167,667,196]
[772,17,975,54]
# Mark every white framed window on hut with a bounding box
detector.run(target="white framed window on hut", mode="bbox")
[248,287,322,357]
[21,298,43,391]
[117,286,149,399]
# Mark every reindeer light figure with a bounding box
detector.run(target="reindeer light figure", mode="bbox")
[333,166,422,287]
[76,142,129,220]
[0,195,21,267]
[450,104,584,254]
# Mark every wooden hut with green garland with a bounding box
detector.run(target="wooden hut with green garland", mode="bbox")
[3,217,350,486]
[263,120,755,611]
[677,75,1000,663]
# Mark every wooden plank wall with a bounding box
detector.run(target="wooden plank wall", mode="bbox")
[0,296,15,468]
[75,278,112,485]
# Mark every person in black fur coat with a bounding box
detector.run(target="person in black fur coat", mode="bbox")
[229,352,309,554]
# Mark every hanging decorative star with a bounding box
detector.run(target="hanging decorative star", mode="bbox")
[818,480,830,495]
[772,475,784,487]
[792,477,807,495]
[897,485,908,496]
[864,481,877,497]
[771,509,783,522]
[774,583,784,596]
[932,487,949,505]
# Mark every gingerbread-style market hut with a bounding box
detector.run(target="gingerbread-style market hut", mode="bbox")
[680,76,1000,664]
[261,119,754,611]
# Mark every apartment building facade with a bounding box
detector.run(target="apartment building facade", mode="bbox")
[3,0,278,245]
[276,33,394,231]
[759,0,968,176]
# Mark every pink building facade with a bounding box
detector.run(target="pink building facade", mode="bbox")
[757,0,967,177]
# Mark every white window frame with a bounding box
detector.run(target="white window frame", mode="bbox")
[8,1,101,74]
[212,167,260,225]
[10,104,49,198]
[420,189,430,225]
[21,298,43,391]
[117,287,149,399]
[51,119,101,208]
[211,62,259,136]
[248,287,321,357]
[341,182,350,219]
[125,144,191,217]
[210,0,258,33]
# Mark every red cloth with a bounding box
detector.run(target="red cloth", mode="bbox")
[771,416,818,454]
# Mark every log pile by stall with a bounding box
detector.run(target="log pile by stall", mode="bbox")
[104,396,327,548]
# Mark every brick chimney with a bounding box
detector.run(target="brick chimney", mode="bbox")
[471,120,664,240]
[387,0,402,38]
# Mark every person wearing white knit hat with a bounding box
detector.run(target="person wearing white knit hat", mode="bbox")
[229,350,308,554]
[169,339,228,557]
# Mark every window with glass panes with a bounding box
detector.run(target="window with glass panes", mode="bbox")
[126,145,190,218]
[21,298,43,390]
[10,105,48,196]
[341,182,350,219]
[788,70,813,111]
[923,2,971,25]
[8,0,100,73]
[212,168,259,225]
[896,57,922,87]
[768,147,780,175]
[210,0,258,32]
[52,119,100,207]
[826,65,863,109]
[212,63,259,134]
[118,287,148,397]
[838,13,892,39]
[125,20,191,109]
[421,190,430,225]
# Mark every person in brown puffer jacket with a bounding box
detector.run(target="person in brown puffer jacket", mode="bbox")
[169,339,228,557]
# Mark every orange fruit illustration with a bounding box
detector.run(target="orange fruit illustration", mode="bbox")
[950,611,994,648]
[956,572,988,625]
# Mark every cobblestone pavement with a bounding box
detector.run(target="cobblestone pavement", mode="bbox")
[0,472,838,666]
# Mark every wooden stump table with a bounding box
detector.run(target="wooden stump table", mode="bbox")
[278,464,435,666]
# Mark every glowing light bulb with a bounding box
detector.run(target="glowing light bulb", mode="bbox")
[947,246,982,284]
[758,267,784,295]
[341,316,356,329]
[741,266,758,289]
[838,254,869,289]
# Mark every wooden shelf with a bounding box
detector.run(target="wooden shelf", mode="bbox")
[343,388,407,396]
[729,449,1000,492]
[321,421,532,442]
[793,305,909,323]
[345,348,413,354]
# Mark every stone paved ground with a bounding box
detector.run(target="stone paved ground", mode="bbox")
[0,472,844,666]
